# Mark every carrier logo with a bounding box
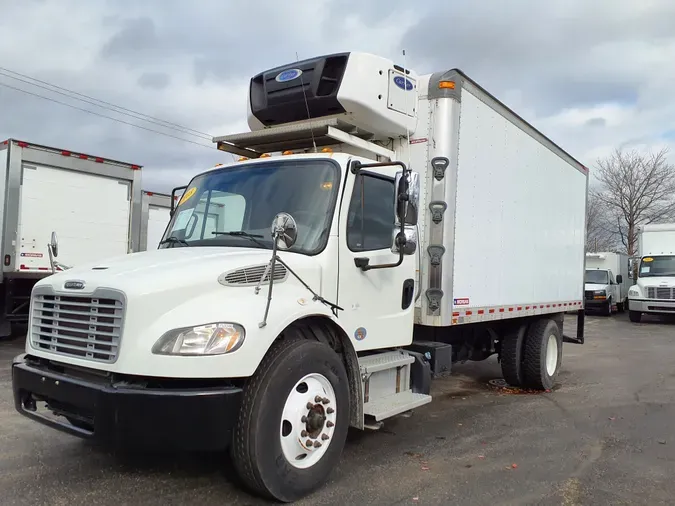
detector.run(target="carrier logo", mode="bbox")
[275,68,303,83]
[454,298,470,306]
[64,280,85,290]
[393,75,414,91]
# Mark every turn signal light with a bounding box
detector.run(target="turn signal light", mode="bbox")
[438,81,456,89]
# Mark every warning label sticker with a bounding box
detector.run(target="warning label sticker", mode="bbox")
[20,252,43,258]
[453,298,470,306]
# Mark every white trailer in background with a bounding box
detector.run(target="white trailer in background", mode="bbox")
[584,251,630,315]
[628,223,675,322]
[0,138,142,336]
[12,52,588,501]
[139,191,173,251]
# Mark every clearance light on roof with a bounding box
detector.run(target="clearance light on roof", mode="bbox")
[259,153,272,158]
[438,81,456,89]
[282,150,293,155]
[321,147,333,153]
[237,157,249,162]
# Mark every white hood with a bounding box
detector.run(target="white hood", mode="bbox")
[38,246,322,297]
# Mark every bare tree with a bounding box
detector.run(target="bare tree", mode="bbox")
[585,191,615,252]
[591,147,675,256]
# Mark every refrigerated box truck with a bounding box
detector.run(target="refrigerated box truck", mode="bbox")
[0,138,142,336]
[584,251,630,315]
[139,191,172,251]
[627,223,675,322]
[12,52,588,502]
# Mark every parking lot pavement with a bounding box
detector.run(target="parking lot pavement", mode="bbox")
[2,313,675,505]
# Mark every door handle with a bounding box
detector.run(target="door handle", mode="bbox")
[402,278,415,309]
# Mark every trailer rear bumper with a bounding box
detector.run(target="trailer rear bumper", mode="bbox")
[628,299,675,314]
[12,353,242,451]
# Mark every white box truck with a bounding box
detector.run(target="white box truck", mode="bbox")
[627,223,675,322]
[584,251,630,315]
[0,138,142,336]
[12,52,588,502]
[139,190,172,251]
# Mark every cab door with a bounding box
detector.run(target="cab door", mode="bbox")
[336,161,417,351]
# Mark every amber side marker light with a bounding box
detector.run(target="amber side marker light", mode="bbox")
[438,81,456,89]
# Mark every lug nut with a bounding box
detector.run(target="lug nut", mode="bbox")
[301,416,307,423]
[315,395,323,403]
[301,430,308,437]
[314,441,322,448]
[326,407,334,414]
[322,398,330,404]
[326,421,334,428]
[306,440,313,447]
[307,402,314,409]
[322,434,330,441]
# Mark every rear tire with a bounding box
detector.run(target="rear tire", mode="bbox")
[629,310,642,323]
[604,298,613,316]
[617,301,625,313]
[523,319,563,391]
[231,336,350,502]
[500,325,527,387]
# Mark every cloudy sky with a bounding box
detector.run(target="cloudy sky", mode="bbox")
[1,0,674,192]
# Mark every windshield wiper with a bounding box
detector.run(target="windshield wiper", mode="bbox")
[213,231,267,248]
[159,236,190,247]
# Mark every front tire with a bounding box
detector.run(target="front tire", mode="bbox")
[629,310,642,323]
[523,318,563,391]
[500,324,528,387]
[604,298,613,316]
[231,337,350,502]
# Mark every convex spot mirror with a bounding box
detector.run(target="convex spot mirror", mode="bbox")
[391,227,417,256]
[50,231,58,258]
[271,212,298,250]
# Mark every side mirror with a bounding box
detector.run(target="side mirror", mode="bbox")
[270,212,298,250]
[170,185,188,217]
[49,231,58,258]
[391,227,417,256]
[394,170,420,226]
[616,274,623,284]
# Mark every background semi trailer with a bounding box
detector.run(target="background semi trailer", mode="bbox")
[628,223,675,322]
[12,52,587,502]
[0,138,142,336]
[584,251,630,315]
[139,190,173,251]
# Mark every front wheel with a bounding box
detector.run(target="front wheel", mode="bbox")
[604,298,613,316]
[629,310,642,323]
[231,337,350,502]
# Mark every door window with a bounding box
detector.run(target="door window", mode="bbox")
[346,173,395,252]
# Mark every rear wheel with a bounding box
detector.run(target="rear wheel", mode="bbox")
[523,318,563,391]
[629,310,642,323]
[500,325,528,387]
[231,337,350,502]
[604,298,613,316]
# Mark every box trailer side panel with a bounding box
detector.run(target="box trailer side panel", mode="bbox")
[18,165,132,270]
[139,192,172,251]
[640,224,675,256]
[451,88,587,314]
[147,204,170,250]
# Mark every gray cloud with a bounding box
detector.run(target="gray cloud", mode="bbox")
[138,72,170,90]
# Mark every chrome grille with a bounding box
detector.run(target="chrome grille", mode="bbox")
[646,287,675,300]
[30,293,124,363]
[221,264,288,286]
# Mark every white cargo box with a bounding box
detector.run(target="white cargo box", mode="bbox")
[639,223,675,256]
[0,139,143,274]
[139,191,173,251]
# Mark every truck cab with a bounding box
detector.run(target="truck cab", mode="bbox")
[584,268,621,315]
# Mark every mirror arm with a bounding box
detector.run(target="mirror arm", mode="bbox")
[170,185,188,216]
[355,231,406,272]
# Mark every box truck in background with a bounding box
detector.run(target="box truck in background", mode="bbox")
[12,52,587,501]
[0,138,142,336]
[139,191,173,251]
[628,223,675,322]
[584,251,630,315]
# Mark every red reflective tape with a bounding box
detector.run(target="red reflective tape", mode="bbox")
[517,306,522,311]
[499,308,505,313]
[94,157,104,163]
[466,311,473,316]
[526,306,530,310]
[452,312,459,317]
[489,309,495,314]
[79,154,88,159]
[61,150,71,156]
[146,191,154,196]
[17,141,28,147]
[477,309,484,315]
[19,264,28,270]
[131,165,141,170]
[38,267,49,270]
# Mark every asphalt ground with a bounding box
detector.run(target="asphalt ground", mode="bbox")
[1,312,675,505]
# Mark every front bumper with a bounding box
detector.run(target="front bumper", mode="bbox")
[628,299,675,314]
[12,354,243,451]
[584,298,610,309]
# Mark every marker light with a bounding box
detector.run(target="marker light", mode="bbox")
[282,150,294,155]
[438,81,456,89]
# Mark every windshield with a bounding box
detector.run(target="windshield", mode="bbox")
[161,159,340,254]
[585,269,609,284]
[638,255,675,277]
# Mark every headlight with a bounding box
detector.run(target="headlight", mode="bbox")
[628,289,640,297]
[152,323,245,356]
[593,290,607,297]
